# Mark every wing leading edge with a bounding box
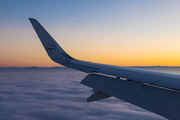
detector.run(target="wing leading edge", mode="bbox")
[29,18,180,120]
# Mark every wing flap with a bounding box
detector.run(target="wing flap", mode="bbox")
[81,74,143,100]
[87,92,111,102]
[81,73,180,120]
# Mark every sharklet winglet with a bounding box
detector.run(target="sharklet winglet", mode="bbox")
[29,18,75,65]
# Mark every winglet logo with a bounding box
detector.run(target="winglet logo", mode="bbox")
[46,45,56,54]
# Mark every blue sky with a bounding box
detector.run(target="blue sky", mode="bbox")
[1,0,180,67]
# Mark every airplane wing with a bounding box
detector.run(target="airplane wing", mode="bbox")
[29,18,180,120]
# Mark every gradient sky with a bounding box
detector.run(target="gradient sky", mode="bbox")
[1,0,180,67]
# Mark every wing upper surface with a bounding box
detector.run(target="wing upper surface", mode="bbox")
[66,60,180,90]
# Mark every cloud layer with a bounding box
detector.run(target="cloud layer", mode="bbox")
[0,69,167,120]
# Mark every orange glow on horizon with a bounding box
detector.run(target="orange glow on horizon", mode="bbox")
[2,51,180,67]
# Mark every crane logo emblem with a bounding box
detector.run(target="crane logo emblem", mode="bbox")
[46,45,56,54]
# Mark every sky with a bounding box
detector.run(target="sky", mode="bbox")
[1,0,180,67]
